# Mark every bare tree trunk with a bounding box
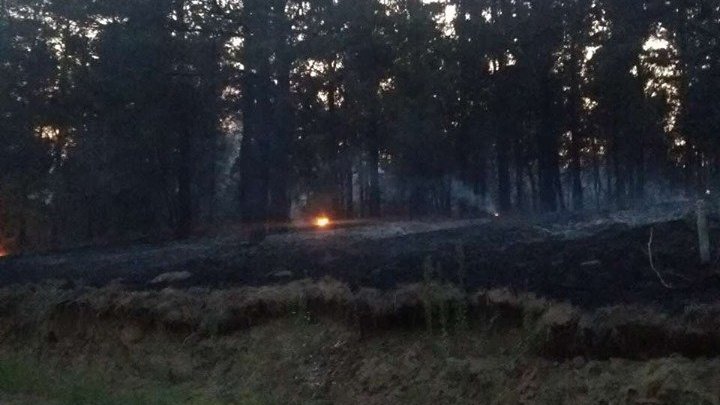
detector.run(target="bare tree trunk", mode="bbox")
[527,163,538,212]
[697,198,711,264]
[239,0,273,227]
[367,121,381,217]
[514,140,526,212]
[473,144,488,209]
[17,207,27,252]
[611,129,626,210]
[345,165,354,218]
[497,134,511,213]
[358,159,367,217]
[592,139,602,209]
[176,127,193,237]
[568,39,584,212]
[268,0,292,222]
[537,78,559,213]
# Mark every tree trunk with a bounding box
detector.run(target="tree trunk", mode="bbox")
[567,26,584,212]
[697,198,711,264]
[634,144,646,205]
[17,207,27,251]
[497,134,512,213]
[344,156,354,218]
[358,158,367,217]
[569,126,583,211]
[268,0,292,222]
[514,139,526,212]
[527,163,538,212]
[609,125,626,209]
[240,0,274,223]
[367,124,381,217]
[472,126,488,209]
[176,127,193,238]
[537,78,559,213]
[592,138,602,209]
[239,0,273,225]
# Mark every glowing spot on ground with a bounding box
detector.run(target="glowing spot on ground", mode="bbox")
[315,216,331,228]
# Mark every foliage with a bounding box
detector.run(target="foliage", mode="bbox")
[0,0,718,249]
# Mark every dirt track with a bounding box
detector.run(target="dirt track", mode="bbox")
[0,205,717,311]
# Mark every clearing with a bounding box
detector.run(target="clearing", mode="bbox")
[0,204,719,404]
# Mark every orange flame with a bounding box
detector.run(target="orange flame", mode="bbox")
[315,216,331,228]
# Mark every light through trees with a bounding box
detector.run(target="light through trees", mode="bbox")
[0,0,719,251]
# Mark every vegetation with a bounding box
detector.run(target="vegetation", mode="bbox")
[1,0,719,250]
[0,355,212,404]
[0,314,718,405]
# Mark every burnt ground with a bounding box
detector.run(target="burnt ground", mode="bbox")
[0,204,718,312]
[2,206,719,404]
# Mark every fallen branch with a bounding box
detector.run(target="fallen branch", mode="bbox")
[648,228,673,289]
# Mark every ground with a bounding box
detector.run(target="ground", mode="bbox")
[0,203,715,310]
[0,316,719,405]
[0,203,719,404]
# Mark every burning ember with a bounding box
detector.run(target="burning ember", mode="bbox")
[315,216,331,228]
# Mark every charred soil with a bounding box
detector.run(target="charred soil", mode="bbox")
[0,208,717,311]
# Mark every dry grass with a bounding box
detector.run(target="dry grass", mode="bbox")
[0,316,718,405]
[0,278,718,404]
[1,278,720,361]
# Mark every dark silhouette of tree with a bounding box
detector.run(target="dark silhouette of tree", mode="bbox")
[1,0,720,250]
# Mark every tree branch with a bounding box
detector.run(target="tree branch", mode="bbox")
[647,227,673,289]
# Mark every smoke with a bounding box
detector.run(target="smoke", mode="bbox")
[450,178,496,216]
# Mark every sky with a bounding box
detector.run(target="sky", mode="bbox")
[422,0,457,28]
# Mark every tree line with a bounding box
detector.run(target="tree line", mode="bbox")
[1,0,719,250]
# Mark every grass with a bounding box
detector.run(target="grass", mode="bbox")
[0,316,339,405]
[0,355,224,405]
[2,280,720,404]
[0,318,719,405]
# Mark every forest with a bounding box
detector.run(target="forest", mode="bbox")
[1,0,719,251]
[4,2,720,403]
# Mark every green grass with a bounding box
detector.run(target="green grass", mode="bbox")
[1,317,718,405]
[0,317,334,405]
[0,356,228,405]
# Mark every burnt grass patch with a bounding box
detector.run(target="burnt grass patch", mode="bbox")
[1,214,720,362]
[3,216,716,312]
[0,218,720,312]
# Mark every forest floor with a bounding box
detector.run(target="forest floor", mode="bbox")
[0,201,716,311]
[1,202,720,404]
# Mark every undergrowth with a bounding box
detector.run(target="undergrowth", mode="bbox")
[0,355,214,405]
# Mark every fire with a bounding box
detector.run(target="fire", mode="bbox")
[315,216,331,228]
